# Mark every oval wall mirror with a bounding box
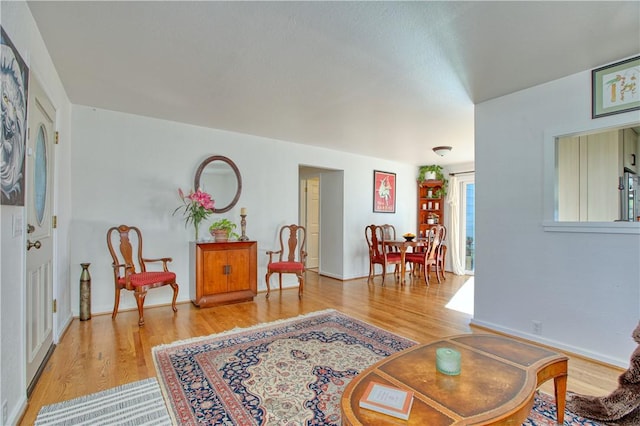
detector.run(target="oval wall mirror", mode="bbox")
[194,155,242,213]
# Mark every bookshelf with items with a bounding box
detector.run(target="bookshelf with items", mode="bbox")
[417,180,444,238]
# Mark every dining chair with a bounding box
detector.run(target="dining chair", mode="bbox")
[265,224,307,298]
[380,224,397,243]
[405,225,443,286]
[434,225,447,282]
[365,224,402,284]
[384,224,407,278]
[106,225,179,326]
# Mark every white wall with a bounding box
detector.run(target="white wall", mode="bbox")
[0,1,73,424]
[474,67,640,367]
[70,106,416,316]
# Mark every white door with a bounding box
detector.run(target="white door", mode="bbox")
[305,178,320,269]
[25,77,56,388]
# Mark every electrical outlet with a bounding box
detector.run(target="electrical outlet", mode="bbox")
[532,320,542,335]
[2,400,8,424]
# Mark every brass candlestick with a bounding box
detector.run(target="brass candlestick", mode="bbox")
[239,214,249,241]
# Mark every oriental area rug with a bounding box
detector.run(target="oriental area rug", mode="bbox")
[150,309,602,426]
[33,379,603,426]
[35,309,604,425]
[152,309,415,424]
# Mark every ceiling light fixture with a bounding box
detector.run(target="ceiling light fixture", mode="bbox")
[433,146,452,157]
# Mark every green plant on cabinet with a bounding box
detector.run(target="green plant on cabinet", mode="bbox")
[209,218,240,240]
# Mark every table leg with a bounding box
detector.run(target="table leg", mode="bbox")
[400,247,407,284]
[554,373,567,425]
[384,242,415,284]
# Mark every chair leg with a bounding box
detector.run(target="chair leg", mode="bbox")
[381,264,386,285]
[437,262,444,282]
[170,282,179,313]
[112,286,121,319]
[423,264,430,286]
[440,246,447,281]
[298,272,304,298]
[410,263,421,278]
[368,262,374,281]
[265,271,272,299]
[135,289,147,326]
[433,261,442,284]
[429,263,441,284]
[278,273,283,290]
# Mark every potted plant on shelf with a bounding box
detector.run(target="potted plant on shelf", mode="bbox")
[418,165,443,181]
[418,165,448,197]
[209,218,239,242]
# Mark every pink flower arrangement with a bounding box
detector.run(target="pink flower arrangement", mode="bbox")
[174,188,215,239]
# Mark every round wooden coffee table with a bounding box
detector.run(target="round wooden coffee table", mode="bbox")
[341,334,568,425]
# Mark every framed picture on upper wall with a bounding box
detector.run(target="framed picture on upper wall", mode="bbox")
[1,26,29,206]
[373,170,396,213]
[592,56,640,119]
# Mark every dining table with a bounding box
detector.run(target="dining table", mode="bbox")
[384,239,430,284]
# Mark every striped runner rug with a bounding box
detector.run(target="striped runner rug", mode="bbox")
[34,378,171,426]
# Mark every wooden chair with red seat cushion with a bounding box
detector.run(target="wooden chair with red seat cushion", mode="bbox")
[106,225,179,326]
[265,224,307,299]
[434,225,447,282]
[405,225,442,286]
[365,224,402,285]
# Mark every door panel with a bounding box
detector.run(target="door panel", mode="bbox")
[228,248,250,291]
[26,77,55,387]
[203,250,229,294]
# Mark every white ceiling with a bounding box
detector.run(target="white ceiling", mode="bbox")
[27,1,640,166]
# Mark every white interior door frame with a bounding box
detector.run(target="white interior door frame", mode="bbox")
[25,75,56,392]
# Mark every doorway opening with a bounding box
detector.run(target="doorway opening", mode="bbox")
[455,174,475,275]
[445,172,475,316]
[299,166,344,278]
[301,176,320,271]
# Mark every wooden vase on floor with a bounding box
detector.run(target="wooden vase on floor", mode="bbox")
[79,263,91,321]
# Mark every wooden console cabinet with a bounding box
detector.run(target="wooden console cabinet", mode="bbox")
[190,241,257,308]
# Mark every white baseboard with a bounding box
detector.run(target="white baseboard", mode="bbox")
[8,395,27,426]
[470,318,628,369]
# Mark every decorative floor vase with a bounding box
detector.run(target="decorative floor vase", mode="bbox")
[79,263,91,321]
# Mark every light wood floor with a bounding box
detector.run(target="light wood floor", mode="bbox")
[20,271,623,425]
